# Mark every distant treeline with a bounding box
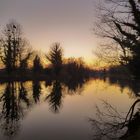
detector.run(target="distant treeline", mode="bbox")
[0,21,94,80]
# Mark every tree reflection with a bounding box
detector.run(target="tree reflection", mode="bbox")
[0,82,30,138]
[89,99,140,140]
[45,75,88,113]
[0,76,88,138]
[46,80,63,113]
[33,81,41,103]
[101,76,140,98]
[63,78,86,95]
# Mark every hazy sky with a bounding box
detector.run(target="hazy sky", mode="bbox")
[0,0,98,63]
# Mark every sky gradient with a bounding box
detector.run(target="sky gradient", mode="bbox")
[0,0,98,64]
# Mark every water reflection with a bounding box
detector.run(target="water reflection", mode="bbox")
[63,78,86,94]
[46,80,63,113]
[122,99,140,140]
[33,81,41,103]
[0,82,30,138]
[0,77,140,139]
[90,99,140,140]
[100,76,140,98]
[0,77,87,138]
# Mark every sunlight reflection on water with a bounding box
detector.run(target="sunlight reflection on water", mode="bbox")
[0,78,138,140]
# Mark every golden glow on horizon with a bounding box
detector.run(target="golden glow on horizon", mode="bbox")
[0,0,102,68]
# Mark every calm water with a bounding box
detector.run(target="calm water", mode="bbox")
[0,78,139,140]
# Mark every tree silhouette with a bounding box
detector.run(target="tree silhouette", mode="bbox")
[33,55,43,73]
[46,43,63,75]
[0,20,32,73]
[95,0,140,77]
[20,51,33,73]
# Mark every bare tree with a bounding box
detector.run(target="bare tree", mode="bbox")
[94,0,140,75]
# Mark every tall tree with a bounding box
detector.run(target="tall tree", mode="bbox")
[0,20,32,73]
[46,43,63,74]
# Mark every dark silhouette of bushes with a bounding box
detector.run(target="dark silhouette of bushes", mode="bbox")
[62,58,91,80]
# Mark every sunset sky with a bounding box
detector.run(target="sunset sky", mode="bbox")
[0,0,99,64]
